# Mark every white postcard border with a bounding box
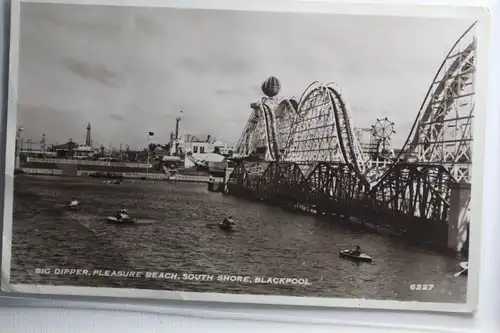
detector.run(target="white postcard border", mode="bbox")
[1,0,491,313]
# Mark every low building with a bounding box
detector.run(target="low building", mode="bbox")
[185,152,225,169]
[20,148,57,158]
[152,146,170,158]
[164,134,234,169]
[51,142,94,158]
[161,155,184,170]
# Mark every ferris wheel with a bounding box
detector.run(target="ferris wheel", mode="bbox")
[371,117,395,157]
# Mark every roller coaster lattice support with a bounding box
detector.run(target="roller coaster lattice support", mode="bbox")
[227,160,454,236]
[227,161,369,214]
[234,82,369,178]
[406,23,476,184]
[281,82,368,177]
[368,164,454,221]
[229,22,476,250]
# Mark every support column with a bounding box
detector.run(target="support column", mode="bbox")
[15,141,20,169]
[15,130,22,169]
[447,182,471,254]
[223,167,234,193]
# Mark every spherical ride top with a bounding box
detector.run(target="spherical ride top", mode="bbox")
[261,76,281,97]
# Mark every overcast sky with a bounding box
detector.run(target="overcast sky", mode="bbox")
[16,3,474,149]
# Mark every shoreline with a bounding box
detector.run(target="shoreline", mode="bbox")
[15,168,223,184]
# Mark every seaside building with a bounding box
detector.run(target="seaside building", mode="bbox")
[162,116,234,173]
[170,134,234,169]
[19,148,57,158]
[51,142,95,158]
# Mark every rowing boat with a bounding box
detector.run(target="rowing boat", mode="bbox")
[339,249,372,263]
[107,216,137,225]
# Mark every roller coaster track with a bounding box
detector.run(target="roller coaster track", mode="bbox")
[281,82,368,178]
[228,22,477,246]
[234,108,261,157]
[326,85,368,177]
[395,21,476,184]
[235,22,476,187]
[409,44,475,150]
[275,99,299,154]
[234,99,286,161]
[261,102,280,161]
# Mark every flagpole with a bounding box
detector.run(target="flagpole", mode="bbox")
[147,133,150,176]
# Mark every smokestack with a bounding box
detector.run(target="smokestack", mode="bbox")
[175,117,181,140]
[207,135,211,142]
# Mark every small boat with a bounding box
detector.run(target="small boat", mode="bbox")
[339,249,372,263]
[107,216,137,225]
[219,223,234,231]
[67,202,80,210]
[458,261,468,276]
[102,180,122,184]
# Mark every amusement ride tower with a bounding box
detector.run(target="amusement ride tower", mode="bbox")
[85,122,92,147]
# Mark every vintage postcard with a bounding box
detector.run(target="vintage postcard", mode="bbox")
[0,0,490,312]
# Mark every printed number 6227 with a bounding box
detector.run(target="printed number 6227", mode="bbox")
[410,284,434,291]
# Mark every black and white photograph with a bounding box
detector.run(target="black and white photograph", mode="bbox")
[1,0,489,311]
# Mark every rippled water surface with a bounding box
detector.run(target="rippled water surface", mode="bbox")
[9,175,467,302]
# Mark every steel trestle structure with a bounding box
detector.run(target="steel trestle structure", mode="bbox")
[230,22,476,247]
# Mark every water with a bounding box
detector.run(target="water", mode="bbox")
[10,175,467,302]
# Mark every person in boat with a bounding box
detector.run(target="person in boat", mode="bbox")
[68,198,79,207]
[221,216,235,228]
[348,245,361,256]
[116,208,129,221]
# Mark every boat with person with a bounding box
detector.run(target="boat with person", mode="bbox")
[219,223,234,231]
[102,179,123,185]
[107,216,137,225]
[454,262,468,277]
[339,249,373,263]
[107,209,136,225]
[67,199,80,210]
[219,216,236,231]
